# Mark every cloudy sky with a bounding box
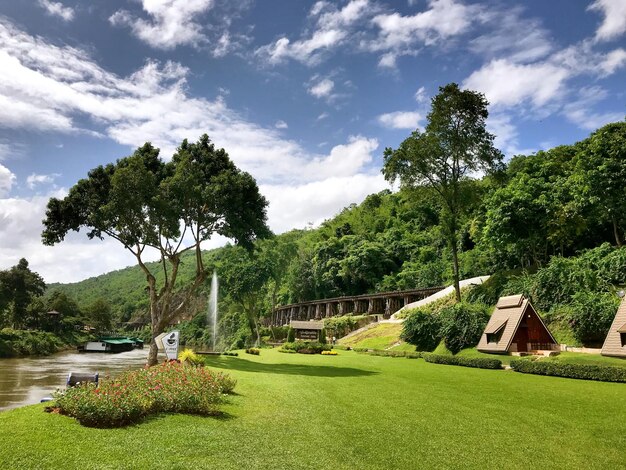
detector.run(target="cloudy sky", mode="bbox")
[0,0,624,284]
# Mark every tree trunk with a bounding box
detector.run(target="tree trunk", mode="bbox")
[451,240,461,303]
[148,335,159,366]
[612,214,622,247]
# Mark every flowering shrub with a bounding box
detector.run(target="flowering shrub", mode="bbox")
[178,348,204,366]
[321,350,338,355]
[245,348,260,355]
[54,361,235,428]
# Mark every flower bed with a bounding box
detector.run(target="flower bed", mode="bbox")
[54,361,235,428]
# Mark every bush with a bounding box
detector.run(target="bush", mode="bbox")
[365,350,423,359]
[0,329,63,358]
[221,351,238,356]
[566,291,619,344]
[55,362,232,427]
[423,353,502,369]
[401,309,442,352]
[510,359,626,383]
[438,303,490,354]
[178,348,204,366]
[281,341,331,354]
[323,315,372,337]
[319,327,327,344]
[245,348,260,355]
[286,327,296,343]
[321,350,337,355]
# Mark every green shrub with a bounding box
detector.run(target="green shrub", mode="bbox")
[221,351,238,356]
[510,359,626,383]
[245,348,260,355]
[423,353,502,369]
[401,309,442,352]
[366,350,423,359]
[55,362,232,427]
[319,327,327,344]
[286,327,296,343]
[323,315,372,337]
[0,329,63,358]
[281,341,331,354]
[439,303,490,354]
[566,291,619,344]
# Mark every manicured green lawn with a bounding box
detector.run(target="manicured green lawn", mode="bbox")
[1,349,625,469]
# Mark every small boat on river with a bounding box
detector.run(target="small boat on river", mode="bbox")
[78,337,144,353]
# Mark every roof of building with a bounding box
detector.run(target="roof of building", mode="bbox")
[602,297,626,357]
[290,320,324,330]
[477,294,556,353]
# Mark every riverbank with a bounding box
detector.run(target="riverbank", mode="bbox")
[0,329,90,358]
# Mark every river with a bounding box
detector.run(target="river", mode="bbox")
[0,348,151,412]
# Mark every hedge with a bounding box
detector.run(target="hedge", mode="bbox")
[510,359,626,383]
[365,350,422,359]
[423,353,502,370]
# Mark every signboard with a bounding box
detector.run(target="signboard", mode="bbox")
[297,330,319,341]
[163,331,180,360]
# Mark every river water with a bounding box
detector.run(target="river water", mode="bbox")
[0,348,151,412]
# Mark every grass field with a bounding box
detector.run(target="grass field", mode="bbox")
[338,322,404,349]
[1,349,625,469]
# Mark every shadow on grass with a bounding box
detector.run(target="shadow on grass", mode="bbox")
[204,357,378,378]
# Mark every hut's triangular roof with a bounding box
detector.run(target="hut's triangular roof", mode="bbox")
[477,294,556,353]
[601,297,626,357]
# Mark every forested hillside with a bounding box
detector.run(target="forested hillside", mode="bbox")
[49,121,626,349]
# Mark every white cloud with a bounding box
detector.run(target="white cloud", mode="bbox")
[308,78,335,98]
[0,163,15,196]
[38,0,75,22]
[562,86,625,130]
[589,0,626,42]
[378,111,423,130]
[274,120,288,129]
[109,0,249,52]
[317,112,329,120]
[26,173,60,190]
[256,0,372,65]
[599,48,626,75]
[366,0,477,67]
[469,6,552,63]
[463,59,569,108]
[414,86,427,103]
[261,173,388,233]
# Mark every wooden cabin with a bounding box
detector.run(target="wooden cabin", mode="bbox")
[601,297,626,358]
[477,294,558,354]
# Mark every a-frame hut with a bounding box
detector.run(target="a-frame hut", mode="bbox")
[477,294,558,354]
[601,297,626,357]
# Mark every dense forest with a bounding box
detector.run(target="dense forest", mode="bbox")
[32,120,625,350]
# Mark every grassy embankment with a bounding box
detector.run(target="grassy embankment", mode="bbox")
[1,349,625,469]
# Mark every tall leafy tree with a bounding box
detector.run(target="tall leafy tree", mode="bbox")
[573,121,626,246]
[383,83,503,301]
[0,259,45,329]
[42,135,270,365]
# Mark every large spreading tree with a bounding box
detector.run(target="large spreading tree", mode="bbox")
[383,83,503,301]
[42,134,270,365]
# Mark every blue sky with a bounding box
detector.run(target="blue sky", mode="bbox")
[0,0,624,283]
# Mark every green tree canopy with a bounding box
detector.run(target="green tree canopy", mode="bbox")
[42,134,270,365]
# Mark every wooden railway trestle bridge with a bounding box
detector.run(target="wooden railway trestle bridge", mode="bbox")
[267,286,444,326]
